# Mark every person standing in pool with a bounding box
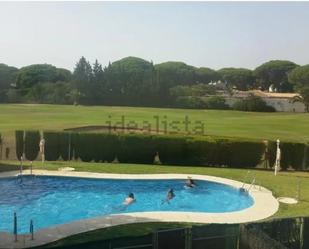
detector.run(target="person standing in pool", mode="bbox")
[123,193,136,205]
[185,177,196,188]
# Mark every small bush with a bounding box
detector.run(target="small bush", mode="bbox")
[233,94,276,112]
[203,96,230,110]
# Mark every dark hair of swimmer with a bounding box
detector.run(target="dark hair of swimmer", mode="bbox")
[129,193,134,198]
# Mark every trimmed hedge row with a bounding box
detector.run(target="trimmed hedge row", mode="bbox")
[42,132,266,168]
[16,130,309,170]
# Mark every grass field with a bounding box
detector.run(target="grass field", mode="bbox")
[0,104,309,142]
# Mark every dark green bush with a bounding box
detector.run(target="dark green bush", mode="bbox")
[15,130,24,160]
[44,132,60,161]
[174,96,205,109]
[26,131,307,170]
[45,132,265,167]
[268,141,307,170]
[203,96,230,110]
[232,95,276,112]
[24,131,40,161]
[59,132,72,161]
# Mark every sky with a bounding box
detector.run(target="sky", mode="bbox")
[0,1,309,71]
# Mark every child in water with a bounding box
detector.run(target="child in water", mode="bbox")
[123,193,136,205]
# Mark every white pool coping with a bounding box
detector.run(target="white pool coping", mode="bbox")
[0,170,279,249]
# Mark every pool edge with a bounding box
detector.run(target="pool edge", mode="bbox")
[0,170,279,249]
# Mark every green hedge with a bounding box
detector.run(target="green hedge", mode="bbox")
[44,132,60,161]
[40,132,266,168]
[24,131,40,161]
[15,130,24,161]
[268,141,309,170]
[19,130,309,170]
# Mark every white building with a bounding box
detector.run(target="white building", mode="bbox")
[223,90,306,113]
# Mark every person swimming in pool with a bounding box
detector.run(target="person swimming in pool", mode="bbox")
[161,188,175,204]
[185,176,196,188]
[123,193,136,206]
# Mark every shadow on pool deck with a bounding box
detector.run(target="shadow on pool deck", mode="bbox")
[0,214,168,249]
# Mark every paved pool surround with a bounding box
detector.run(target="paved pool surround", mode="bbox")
[0,170,279,249]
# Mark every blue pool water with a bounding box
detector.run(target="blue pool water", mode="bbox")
[0,176,253,234]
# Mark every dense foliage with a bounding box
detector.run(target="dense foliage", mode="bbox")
[288,65,309,112]
[22,131,307,170]
[24,131,40,161]
[15,130,24,161]
[254,60,298,92]
[41,132,266,168]
[0,63,18,102]
[218,68,255,90]
[232,94,276,112]
[1,57,308,111]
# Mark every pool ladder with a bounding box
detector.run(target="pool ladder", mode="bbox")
[13,212,34,242]
[241,171,261,192]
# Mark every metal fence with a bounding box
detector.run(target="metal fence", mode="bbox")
[39,217,309,249]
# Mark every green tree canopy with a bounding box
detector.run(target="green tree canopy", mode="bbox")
[0,63,18,102]
[0,63,18,89]
[104,57,156,105]
[288,65,309,112]
[195,67,219,84]
[218,68,255,91]
[254,60,298,92]
[16,64,71,89]
[155,61,197,88]
[288,65,309,88]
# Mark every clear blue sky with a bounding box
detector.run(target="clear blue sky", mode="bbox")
[1,1,309,71]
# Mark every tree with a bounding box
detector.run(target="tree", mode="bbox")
[254,60,298,92]
[218,68,255,90]
[0,63,18,87]
[170,84,216,97]
[232,94,276,112]
[72,57,93,104]
[195,67,219,84]
[104,57,156,106]
[288,65,309,112]
[0,63,18,102]
[16,64,71,89]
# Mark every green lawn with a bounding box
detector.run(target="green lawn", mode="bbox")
[0,104,308,142]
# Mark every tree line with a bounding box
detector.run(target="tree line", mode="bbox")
[0,57,308,110]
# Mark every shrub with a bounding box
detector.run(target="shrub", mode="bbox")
[233,94,276,112]
[24,131,40,161]
[21,130,307,170]
[203,96,230,110]
[174,96,205,109]
[15,130,24,160]
[268,141,307,170]
[65,132,266,168]
[44,131,60,161]
[59,132,72,161]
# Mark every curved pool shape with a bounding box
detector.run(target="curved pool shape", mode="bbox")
[0,175,253,234]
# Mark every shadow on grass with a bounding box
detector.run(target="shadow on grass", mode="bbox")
[0,162,29,172]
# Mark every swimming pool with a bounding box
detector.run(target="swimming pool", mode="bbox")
[0,175,253,234]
